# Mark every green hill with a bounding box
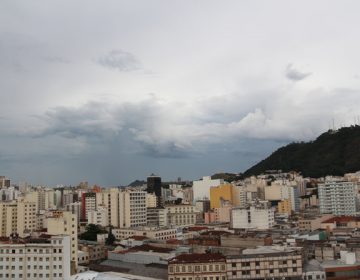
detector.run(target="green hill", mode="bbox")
[242,126,360,178]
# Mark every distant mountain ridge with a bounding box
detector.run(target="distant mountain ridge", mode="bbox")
[242,126,360,178]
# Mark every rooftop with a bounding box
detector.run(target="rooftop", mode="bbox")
[322,216,360,224]
[168,253,225,264]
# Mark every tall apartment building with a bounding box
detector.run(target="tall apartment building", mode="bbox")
[226,246,303,280]
[87,206,109,227]
[0,234,71,280]
[0,176,10,188]
[318,181,357,215]
[65,202,82,226]
[81,192,96,221]
[231,201,275,230]
[146,193,158,208]
[166,204,197,227]
[24,189,56,213]
[46,211,78,274]
[119,189,147,228]
[147,174,162,206]
[96,188,120,227]
[147,207,167,227]
[0,199,37,237]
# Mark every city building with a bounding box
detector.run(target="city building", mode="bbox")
[168,253,227,280]
[0,234,71,280]
[0,199,37,238]
[147,174,162,206]
[318,181,357,215]
[166,204,197,227]
[147,207,167,227]
[119,189,147,228]
[193,176,224,201]
[82,192,96,221]
[278,199,292,215]
[226,246,303,280]
[87,206,109,227]
[46,211,78,274]
[231,201,275,230]
[210,184,236,209]
[112,227,177,240]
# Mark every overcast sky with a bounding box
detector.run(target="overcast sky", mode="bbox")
[1,0,360,186]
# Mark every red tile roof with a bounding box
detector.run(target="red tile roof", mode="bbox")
[322,216,360,224]
[168,253,225,264]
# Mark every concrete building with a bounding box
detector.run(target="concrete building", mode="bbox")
[112,227,177,241]
[226,246,303,280]
[278,199,292,215]
[147,207,167,227]
[166,204,197,227]
[168,253,227,280]
[0,176,10,188]
[0,199,37,238]
[318,181,357,215]
[65,202,82,226]
[96,188,120,227]
[87,206,109,227]
[147,174,162,206]
[119,189,147,228]
[146,193,157,208]
[298,215,333,232]
[82,192,96,221]
[193,176,224,201]
[210,184,236,209]
[0,234,71,280]
[46,211,78,274]
[231,201,275,230]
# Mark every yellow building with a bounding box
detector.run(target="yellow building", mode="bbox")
[278,199,292,215]
[210,184,235,209]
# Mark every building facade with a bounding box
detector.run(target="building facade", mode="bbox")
[168,253,227,280]
[318,181,357,215]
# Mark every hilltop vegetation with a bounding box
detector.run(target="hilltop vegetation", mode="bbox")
[242,126,360,178]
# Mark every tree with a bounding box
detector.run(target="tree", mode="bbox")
[105,229,116,245]
[79,224,107,241]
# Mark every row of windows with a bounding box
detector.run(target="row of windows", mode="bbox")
[170,276,226,280]
[230,260,297,267]
[170,264,226,273]
[0,264,62,270]
[231,267,298,276]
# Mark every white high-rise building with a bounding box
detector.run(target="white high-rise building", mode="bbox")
[87,206,109,227]
[231,201,275,230]
[193,176,224,201]
[318,181,357,215]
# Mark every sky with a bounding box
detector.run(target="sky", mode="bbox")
[1,0,360,186]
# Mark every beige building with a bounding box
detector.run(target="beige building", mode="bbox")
[226,247,303,280]
[96,188,120,227]
[166,204,197,227]
[298,215,333,232]
[146,193,158,208]
[168,253,227,280]
[0,199,37,238]
[46,211,78,274]
[119,189,147,228]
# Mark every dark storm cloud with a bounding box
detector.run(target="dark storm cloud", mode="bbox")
[97,50,141,72]
[285,64,311,81]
